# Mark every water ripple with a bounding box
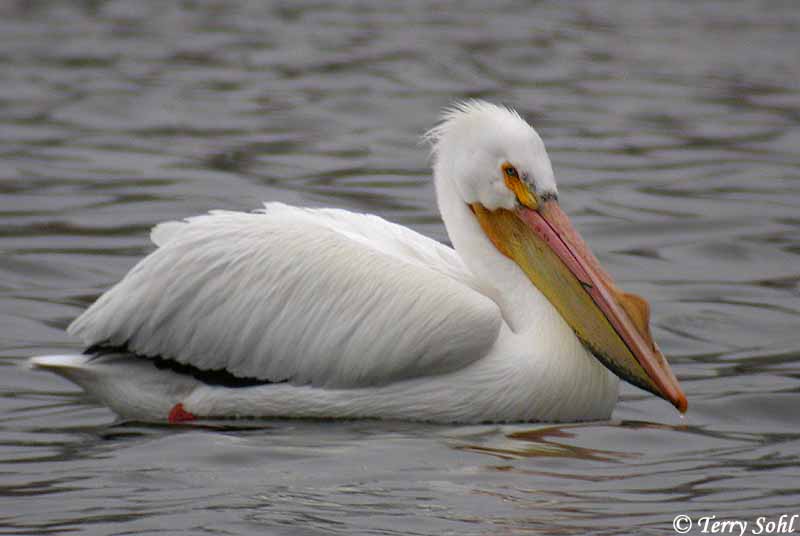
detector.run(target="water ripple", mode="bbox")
[0,0,798,534]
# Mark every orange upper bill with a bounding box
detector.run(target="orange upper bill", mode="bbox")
[472,201,687,413]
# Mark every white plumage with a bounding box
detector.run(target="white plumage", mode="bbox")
[30,100,663,423]
[70,204,501,387]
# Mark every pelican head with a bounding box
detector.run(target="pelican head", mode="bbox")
[428,101,687,413]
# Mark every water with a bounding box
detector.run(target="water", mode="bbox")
[2,1,799,534]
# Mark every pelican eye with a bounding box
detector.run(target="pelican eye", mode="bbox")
[502,162,538,210]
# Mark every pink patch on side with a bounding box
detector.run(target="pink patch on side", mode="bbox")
[168,403,196,424]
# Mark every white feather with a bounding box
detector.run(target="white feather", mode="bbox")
[69,204,502,387]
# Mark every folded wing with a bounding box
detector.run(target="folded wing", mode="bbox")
[69,203,502,387]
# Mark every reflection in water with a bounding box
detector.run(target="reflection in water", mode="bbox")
[1,0,799,534]
[459,424,640,463]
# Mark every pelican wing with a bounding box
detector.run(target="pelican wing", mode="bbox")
[68,203,502,387]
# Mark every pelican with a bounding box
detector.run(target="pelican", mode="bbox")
[31,101,687,423]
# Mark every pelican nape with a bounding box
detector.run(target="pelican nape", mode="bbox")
[31,101,687,423]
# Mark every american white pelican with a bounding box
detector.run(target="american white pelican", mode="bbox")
[31,101,687,423]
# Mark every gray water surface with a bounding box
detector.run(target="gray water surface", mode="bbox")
[2,2,800,534]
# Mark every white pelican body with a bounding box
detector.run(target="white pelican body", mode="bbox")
[31,102,685,423]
